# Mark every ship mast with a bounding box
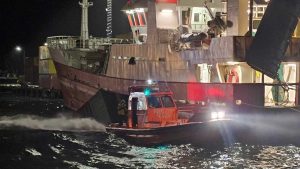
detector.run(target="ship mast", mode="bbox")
[79,0,93,48]
[106,0,112,38]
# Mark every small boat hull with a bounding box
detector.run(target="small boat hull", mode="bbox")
[106,119,232,146]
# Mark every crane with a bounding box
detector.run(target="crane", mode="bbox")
[106,0,112,38]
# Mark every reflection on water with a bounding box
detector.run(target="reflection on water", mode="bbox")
[1,123,300,168]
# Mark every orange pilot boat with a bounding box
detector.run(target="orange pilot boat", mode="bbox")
[106,83,231,146]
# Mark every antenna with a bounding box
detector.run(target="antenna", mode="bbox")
[79,0,93,47]
[106,0,112,38]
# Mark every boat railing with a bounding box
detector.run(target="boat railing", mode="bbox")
[46,36,132,50]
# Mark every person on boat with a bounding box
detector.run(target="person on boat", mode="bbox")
[117,99,128,126]
[131,97,138,128]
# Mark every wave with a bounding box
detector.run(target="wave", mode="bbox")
[0,114,106,132]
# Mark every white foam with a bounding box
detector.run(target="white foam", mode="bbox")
[26,148,42,156]
[50,145,62,154]
[57,133,88,147]
[63,160,98,169]
[0,114,106,132]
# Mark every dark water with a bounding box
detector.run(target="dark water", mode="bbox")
[1,95,300,168]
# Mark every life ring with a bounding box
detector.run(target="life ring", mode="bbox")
[227,68,239,83]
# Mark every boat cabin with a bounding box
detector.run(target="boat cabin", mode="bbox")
[127,85,185,128]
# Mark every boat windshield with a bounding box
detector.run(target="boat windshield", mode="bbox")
[161,96,175,108]
[147,95,175,108]
[147,96,162,108]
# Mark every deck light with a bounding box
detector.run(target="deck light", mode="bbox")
[211,111,226,120]
[226,61,239,65]
[15,46,22,52]
[125,10,134,14]
[287,63,296,67]
[211,112,218,119]
[161,9,173,14]
[236,100,242,105]
[135,8,144,13]
[218,111,226,119]
[147,79,153,85]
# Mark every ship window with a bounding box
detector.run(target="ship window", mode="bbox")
[257,13,264,18]
[257,7,264,12]
[194,13,200,22]
[253,20,261,29]
[147,96,162,108]
[161,96,175,108]
[182,10,190,25]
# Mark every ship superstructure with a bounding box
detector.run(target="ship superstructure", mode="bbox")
[42,0,300,123]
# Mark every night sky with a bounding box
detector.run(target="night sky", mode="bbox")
[0,0,130,71]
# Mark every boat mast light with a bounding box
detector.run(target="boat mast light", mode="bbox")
[147,79,153,85]
[144,88,151,96]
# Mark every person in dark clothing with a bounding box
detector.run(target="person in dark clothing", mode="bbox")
[117,99,128,126]
[131,97,138,128]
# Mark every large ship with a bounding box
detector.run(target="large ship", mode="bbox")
[42,0,300,124]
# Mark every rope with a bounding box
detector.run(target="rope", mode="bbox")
[278,79,297,91]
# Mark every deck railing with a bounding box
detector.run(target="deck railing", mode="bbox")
[46,36,132,50]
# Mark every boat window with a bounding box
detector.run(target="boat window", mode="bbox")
[147,96,162,108]
[161,96,175,108]
[128,93,147,110]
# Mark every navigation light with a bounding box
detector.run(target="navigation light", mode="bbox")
[144,88,151,96]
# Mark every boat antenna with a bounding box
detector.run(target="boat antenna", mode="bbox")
[79,0,93,48]
[106,0,113,38]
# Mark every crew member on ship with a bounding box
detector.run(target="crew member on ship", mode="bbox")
[117,99,128,126]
